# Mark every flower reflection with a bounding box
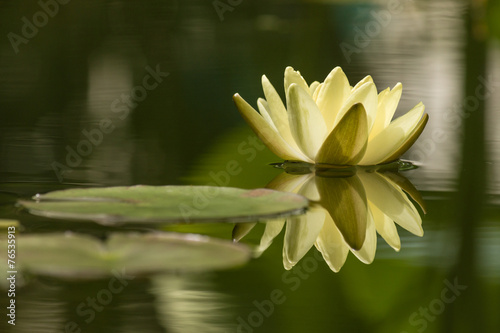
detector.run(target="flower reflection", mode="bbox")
[233,166,426,272]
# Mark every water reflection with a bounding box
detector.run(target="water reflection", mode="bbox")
[2,274,232,333]
[234,166,425,272]
[152,275,233,333]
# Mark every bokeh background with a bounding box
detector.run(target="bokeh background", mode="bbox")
[0,0,499,332]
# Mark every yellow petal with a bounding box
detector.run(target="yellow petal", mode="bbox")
[369,202,401,251]
[316,175,367,250]
[370,83,402,140]
[232,222,257,242]
[283,208,325,270]
[381,113,429,164]
[286,84,328,160]
[380,171,426,214]
[257,98,279,132]
[335,82,378,132]
[284,66,310,96]
[312,82,323,102]
[351,209,377,264]
[255,220,286,257]
[233,94,312,162]
[261,75,300,150]
[358,171,423,236]
[316,103,368,165]
[382,83,403,128]
[360,102,426,165]
[377,87,390,105]
[309,81,321,95]
[315,67,350,132]
[314,213,349,272]
[352,75,373,91]
[297,175,320,201]
[266,173,312,193]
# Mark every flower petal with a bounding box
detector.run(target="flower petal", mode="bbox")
[370,83,402,140]
[309,81,321,95]
[233,94,312,162]
[232,222,257,242]
[382,83,403,128]
[335,82,378,132]
[261,75,300,150]
[298,175,320,201]
[284,66,310,96]
[360,102,426,165]
[316,103,368,165]
[316,175,367,250]
[257,98,279,132]
[380,171,427,214]
[314,213,349,272]
[312,83,323,102]
[369,202,401,251]
[380,112,429,164]
[352,75,373,91]
[255,220,286,257]
[358,171,423,236]
[315,67,350,132]
[351,209,377,264]
[283,207,325,270]
[266,173,312,193]
[286,84,328,160]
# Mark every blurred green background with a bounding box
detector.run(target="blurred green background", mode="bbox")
[0,0,499,332]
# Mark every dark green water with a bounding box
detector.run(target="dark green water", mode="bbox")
[1,0,499,332]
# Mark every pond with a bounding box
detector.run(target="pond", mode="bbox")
[0,0,499,332]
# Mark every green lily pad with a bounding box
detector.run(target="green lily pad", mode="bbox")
[19,185,308,225]
[0,232,251,279]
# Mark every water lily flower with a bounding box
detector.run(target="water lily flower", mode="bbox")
[233,168,425,272]
[233,66,428,165]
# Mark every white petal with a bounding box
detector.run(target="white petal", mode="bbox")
[315,67,350,132]
[233,94,313,162]
[335,82,378,132]
[284,66,310,96]
[286,84,328,160]
[360,102,425,165]
[370,83,402,140]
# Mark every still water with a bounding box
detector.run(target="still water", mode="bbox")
[1,0,499,332]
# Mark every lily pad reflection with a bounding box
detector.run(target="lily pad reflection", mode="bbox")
[233,168,425,272]
[0,232,251,279]
[19,185,308,225]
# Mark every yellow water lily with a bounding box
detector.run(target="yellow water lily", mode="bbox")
[233,168,425,272]
[233,66,429,165]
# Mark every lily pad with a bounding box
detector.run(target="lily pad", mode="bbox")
[19,185,308,225]
[0,232,251,279]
